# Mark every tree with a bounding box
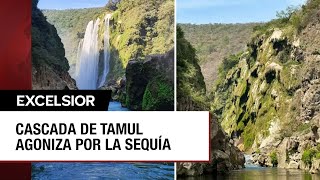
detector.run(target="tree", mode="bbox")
[106,0,121,11]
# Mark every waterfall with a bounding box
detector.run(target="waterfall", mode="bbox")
[98,14,112,88]
[75,14,112,90]
[75,19,100,90]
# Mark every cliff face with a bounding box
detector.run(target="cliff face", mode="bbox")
[31,0,76,90]
[176,26,245,176]
[124,49,174,111]
[210,0,320,173]
[177,26,207,111]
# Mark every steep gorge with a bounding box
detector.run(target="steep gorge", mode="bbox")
[177,26,245,176]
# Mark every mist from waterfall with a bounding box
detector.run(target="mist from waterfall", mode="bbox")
[75,14,112,90]
[98,14,112,88]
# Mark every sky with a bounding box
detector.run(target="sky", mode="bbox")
[38,0,106,10]
[177,0,307,24]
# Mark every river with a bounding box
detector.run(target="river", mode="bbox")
[180,167,320,180]
[179,155,320,180]
[32,162,174,179]
[108,101,129,111]
[32,101,174,179]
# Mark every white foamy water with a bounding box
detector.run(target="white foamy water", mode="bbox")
[75,19,100,89]
[75,14,112,90]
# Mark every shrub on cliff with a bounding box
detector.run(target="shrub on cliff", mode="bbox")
[270,151,278,167]
[142,76,174,111]
[302,149,317,167]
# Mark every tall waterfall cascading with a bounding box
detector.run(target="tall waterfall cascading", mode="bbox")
[75,14,112,90]
[98,14,112,88]
[75,19,100,90]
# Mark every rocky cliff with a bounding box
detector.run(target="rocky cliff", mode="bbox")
[177,26,207,111]
[210,0,320,173]
[124,49,174,111]
[177,26,245,176]
[32,0,76,90]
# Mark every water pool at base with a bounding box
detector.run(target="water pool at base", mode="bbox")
[32,102,173,179]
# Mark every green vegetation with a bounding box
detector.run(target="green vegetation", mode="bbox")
[270,151,278,167]
[179,23,257,89]
[242,122,256,149]
[253,0,320,37]
[208,0,320,151]
[219,53,241,77]
[302,149,317,167]
[111,0,174,67]
[179,23,257,64]
[44,0,174,82]
[177,26,208,110]
[142,76,174,111]
[302,144,320,166]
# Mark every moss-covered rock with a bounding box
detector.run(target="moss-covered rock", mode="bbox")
[177,26,207,111]
[125,49,174,111]
[142,76,174,111]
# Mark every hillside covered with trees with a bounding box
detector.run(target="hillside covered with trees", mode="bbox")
[179,23,258,89]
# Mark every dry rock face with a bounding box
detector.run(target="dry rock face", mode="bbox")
[298,18,320,124]
[251,125,320,173]
[177,116,245,176]
[32,65,76,90]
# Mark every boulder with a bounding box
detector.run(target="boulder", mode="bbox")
[288,161,299,169]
